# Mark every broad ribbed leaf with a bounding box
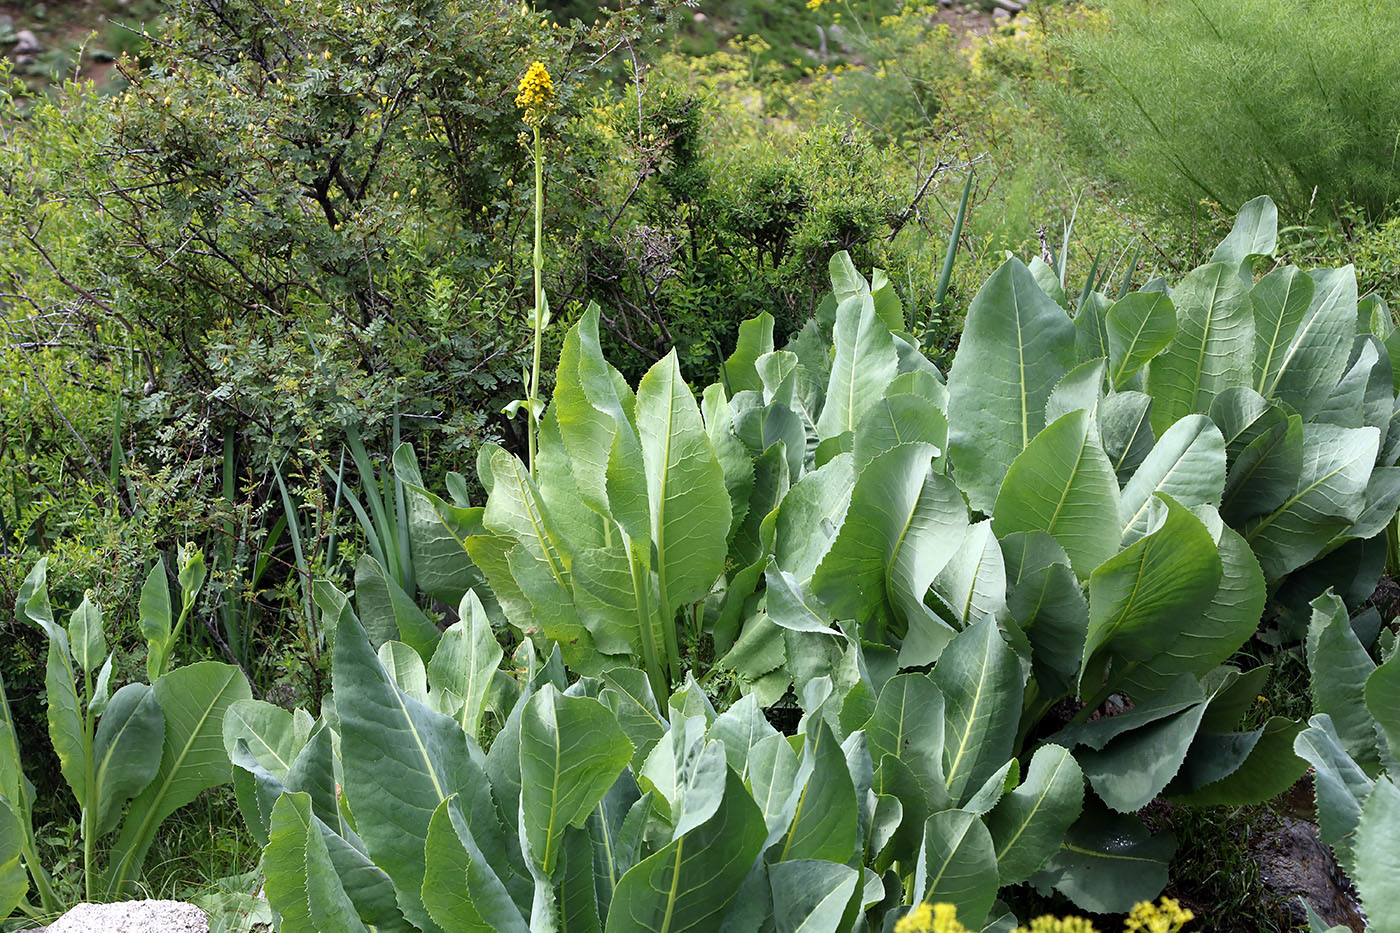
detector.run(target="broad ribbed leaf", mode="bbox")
[702,384,754,541]
[1083,496,1221,689]
[1166,717,1306,806]
[1044,359,1106,425]
[1211,196,1277,271]
[92,684,163,836]
[605,769,765,933]
[262,793,318,933]
[947,258,1077,511]
[636,352,732,619]
[1076,701,1207,812]
[749,732,802,834]
[931,520,1006,629]
[914,809,998,925]
[1035,802,1173,914]
[44,639,85,809]
[776,720,858,863]
[769,860,860,933]
[67,596,105,676]
[355,554,441,658]
[1002,531,1088,696]
[985,744,1084,885]
[330,603,479,931]
[853,394,947,473]
[1352,778,1400,933]
[865,674,947,808]
[521,685,632,878]
[422,797,529,933]
[991,409,1122,579]
[773,454,854,580]
[1251,266,1315,397]
[1244,424,1379,581]
[107,662,250,895]
[427,590,503,741]
[932,617,1023,806]
[393,443,489,607]
[723,312,776,395]
[813,443,966,641]
[816,288,899,440]
[1114,510,1264,698]
[0,799,26,920]
[1307,591,1379,768]
[1119,415,1226,542]
[1107,292,1176,389]
[1146,262,1253,433]
[1221,411,1302,525]
[1294,715,1373,873]
[1270,266,1359,419]
[1367,653,1400,771]
[1100,391,1155,481]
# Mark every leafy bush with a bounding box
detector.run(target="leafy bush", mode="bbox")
[1053,0,1400,220]
[0,554,250,918]
[221,197,1400,927]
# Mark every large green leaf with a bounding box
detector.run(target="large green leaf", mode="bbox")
[393,443,489,608]
[1119,415,1226,543]
[1106,292,1176,390]
[1307,591,1379,768]
[991,409,1122,579]
[1034,802,1173,914]
[0,799,26,920]
[1145,262,1253,433]
[1001,531,1088,697]
[914,809,998,926]
[776,720,858,863]
[812,443,966,642]
[427,590,504,741]
[1075,700,1207,812]
[1113,510,1264,698]
[1251,266,1315,398]
[329,602,480,931]
[1166,717,1306,806]
[1082,496,1222,692]
[43,638,85,810]
[932,617,1023,807]
[106,661,250,895]
[1294,715,1373,873]
[1211,196,1277,272]
[852,394,948,473]
[91,683,164,836]
[947,258,1077,511]
[1367,652,1400,771]
[520,684,633,877]
[1099,391,1155,482]
[355,554,441,659]
[422,797,530,933]
[636,351,732,622]
[1269,266,1359,419]
[930,520,1006,630]
[864,674,947,810]
[769,860,860,933]
[816,285,899,440]
[1244,424,1379,581]
[722,312,775,395]
[1352,777,1400,933]
[773,454,855,580]
[605,769,766,933]
[985,744,1083,885]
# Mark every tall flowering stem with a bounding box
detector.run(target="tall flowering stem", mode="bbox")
[517,61,554,476]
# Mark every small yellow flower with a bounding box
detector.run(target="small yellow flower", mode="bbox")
[1124,897,1194,933]
[895,903,967,933]
[323,49,332,60]
[1015,916,1099,933]
[515,60,555,126]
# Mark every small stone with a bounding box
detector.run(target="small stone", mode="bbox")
[12,29,42,54]
[992,7,1011,20]
[692,11,707,23]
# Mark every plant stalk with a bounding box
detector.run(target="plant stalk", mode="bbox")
[528,125,545,477]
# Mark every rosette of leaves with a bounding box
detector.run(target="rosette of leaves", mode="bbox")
[226,582,1082,931]
[1294,592,1399,932]
[0,556,251,918]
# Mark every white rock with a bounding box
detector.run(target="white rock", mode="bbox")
[38,901,208,933]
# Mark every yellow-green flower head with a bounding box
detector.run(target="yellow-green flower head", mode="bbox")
[515,61,555,126]
[895,903,968,933]
[1124,897,1194,933]
[1015,915,1100,933]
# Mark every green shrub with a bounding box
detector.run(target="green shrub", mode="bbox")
[1053,0,1400,221]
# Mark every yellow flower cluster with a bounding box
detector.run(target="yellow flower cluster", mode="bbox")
[894,899,1193,933]
[1124,898,1194,933]
[1016,916,1099,933]
[515,61,555,125]
[894,903,967,933]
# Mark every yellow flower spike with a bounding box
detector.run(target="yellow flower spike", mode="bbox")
[515,60,555,126]
[1124,897,1194,933]
[894,902,969,933]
